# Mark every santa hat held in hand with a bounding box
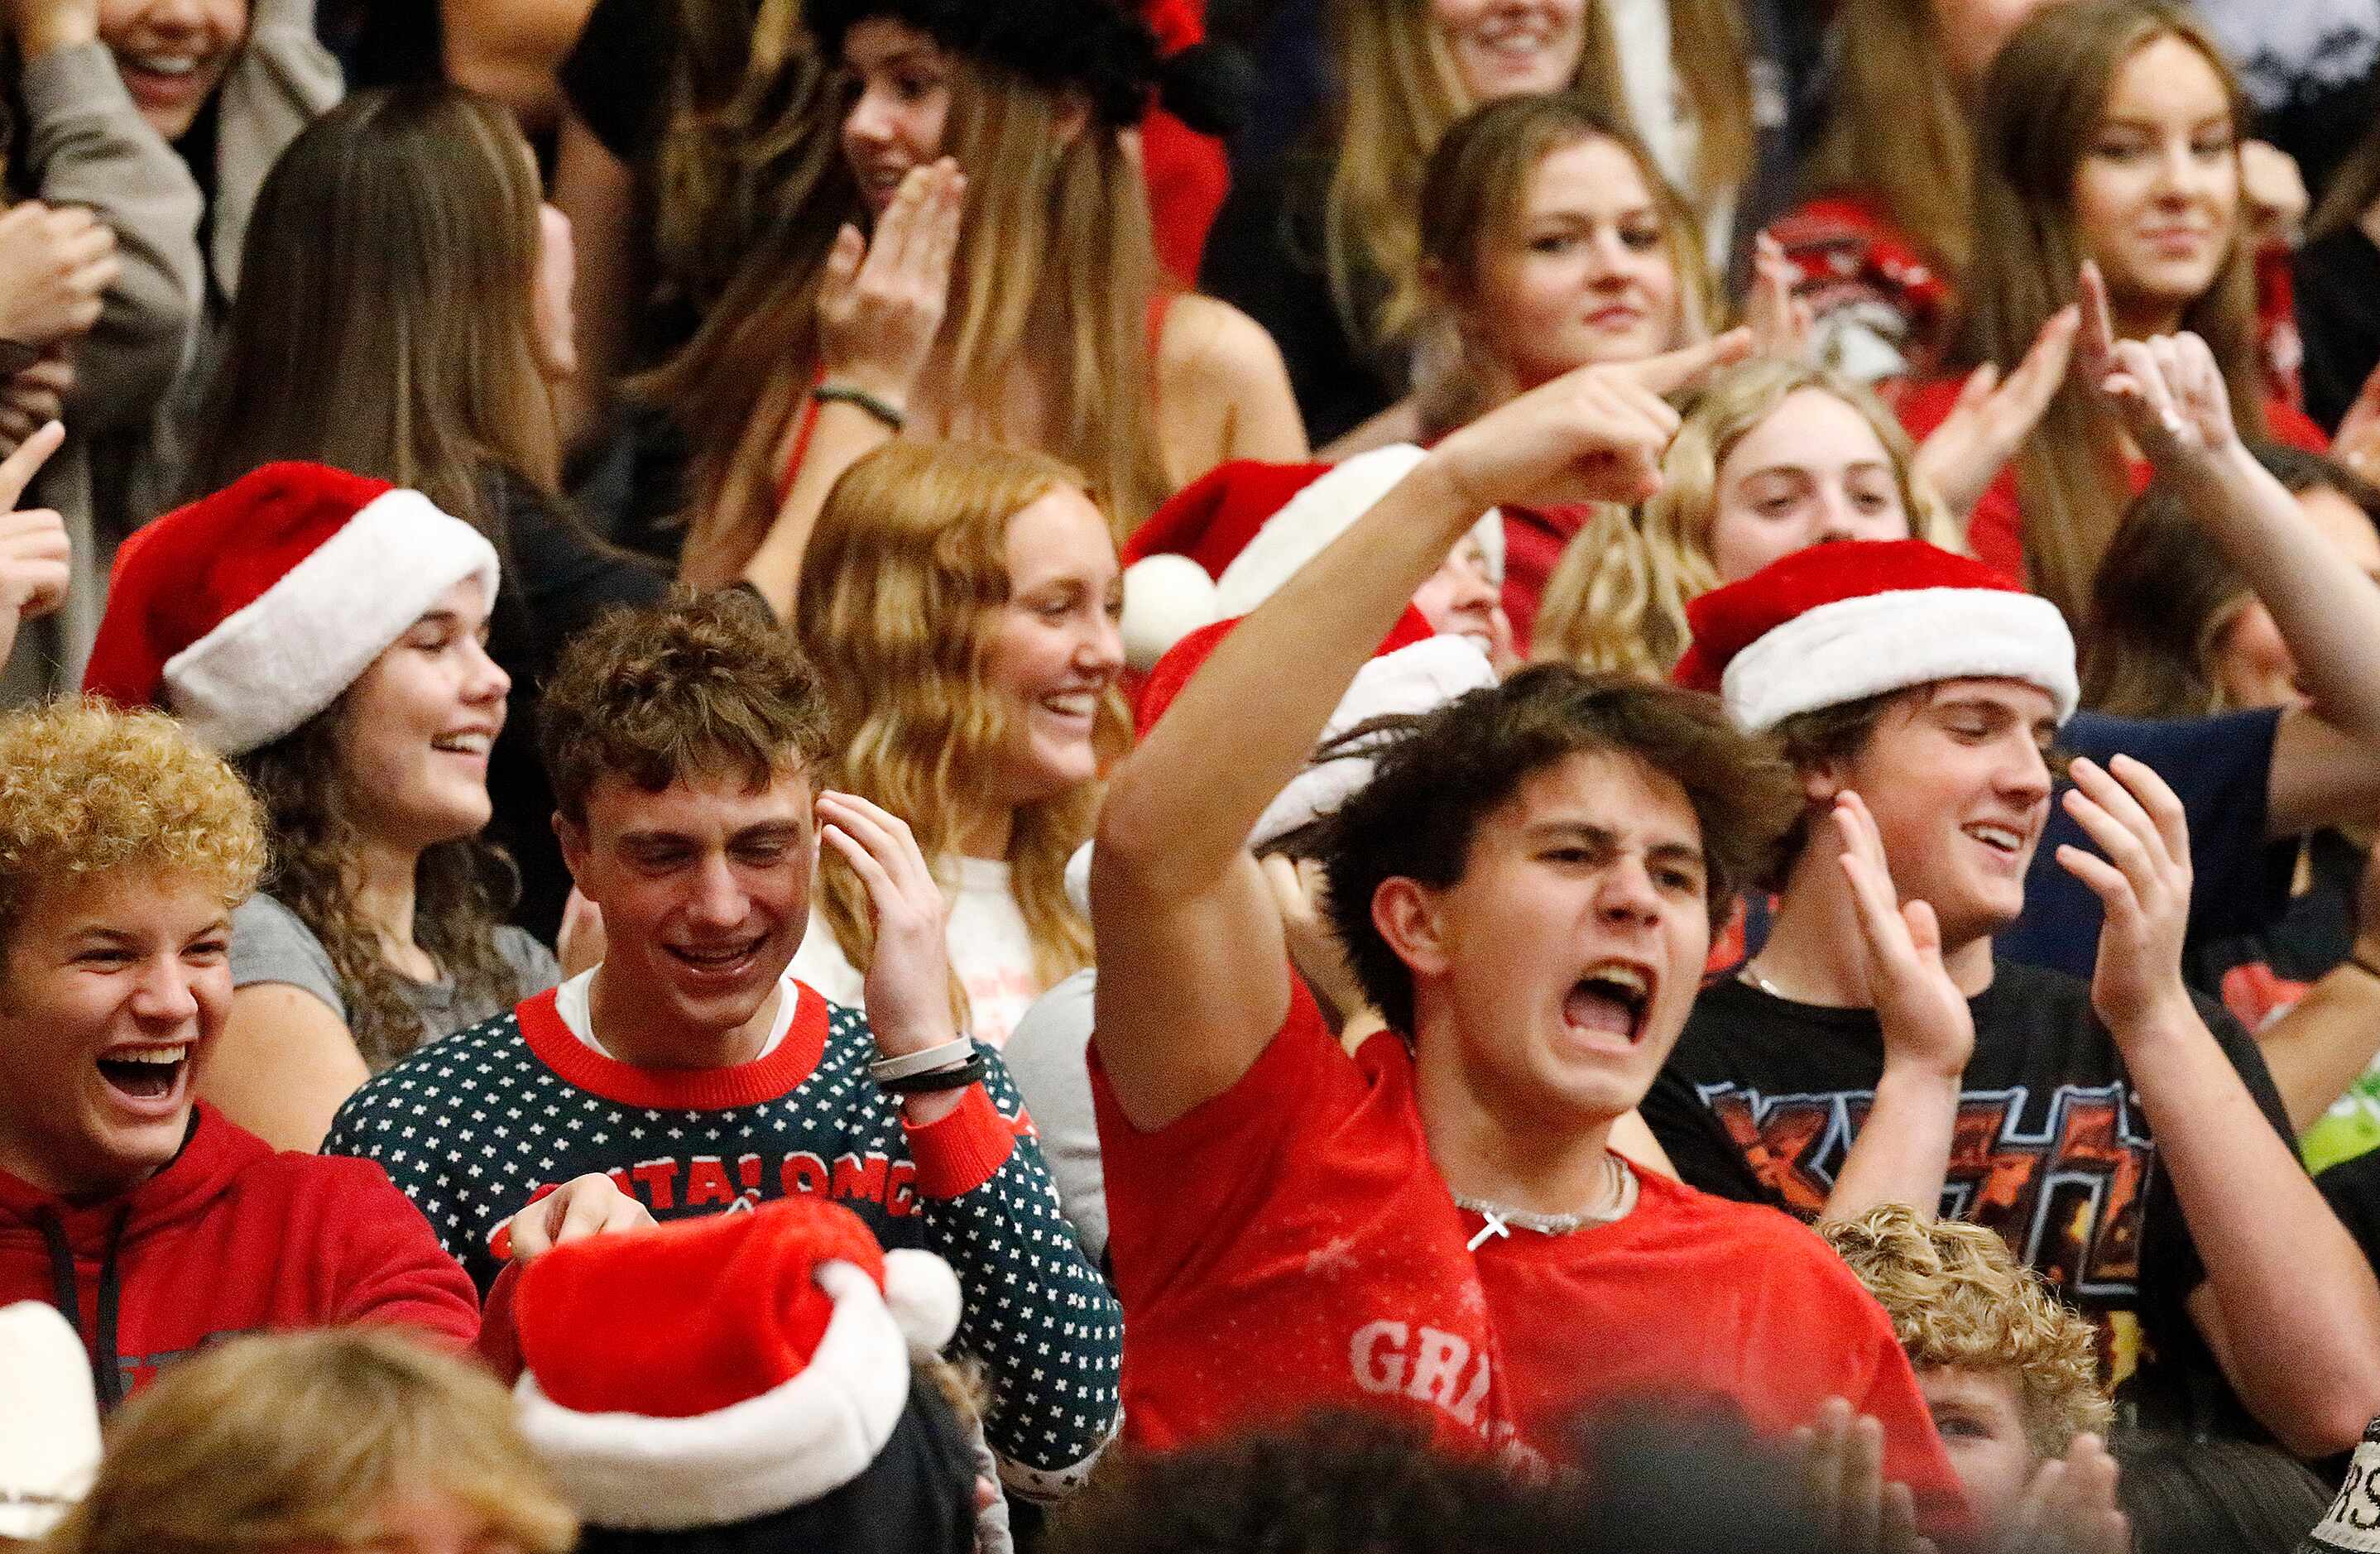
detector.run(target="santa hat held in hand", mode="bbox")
[1120,444,1502,670]
[82,462,500,756]
[1672,539,2076,733]
[511,1197,967,1536]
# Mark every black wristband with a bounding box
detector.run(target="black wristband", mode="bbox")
[813,382,908,432]
[878,1053,985,1095]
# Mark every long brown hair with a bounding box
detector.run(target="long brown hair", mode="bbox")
[794,441,1128,1025]
[1323,0,1624,362]
[1962,0,2262,627]
[1410,92,1711,439]
[1801,0,1977,276]
[237,693,521,1072]
[184,84,560,531]
[655,42,1169,571]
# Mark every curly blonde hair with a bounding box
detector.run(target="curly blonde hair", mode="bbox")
[1533,360,1962,677]
[0,698,263,957]
[795,441,1128,1028]
[1821,1204,2112,1459]
[40,1328,576,1554]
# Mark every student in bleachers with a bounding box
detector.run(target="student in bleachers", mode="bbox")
[82,462,560,1152]
[650,0,1302,603]
[1897,0,2325,614]
[180,84,668,942]
[789,440,1125,1051]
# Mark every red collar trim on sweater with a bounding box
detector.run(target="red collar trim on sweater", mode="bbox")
[516,983,832,1110]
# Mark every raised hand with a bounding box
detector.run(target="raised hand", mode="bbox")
[0,0,97,56]
[1912,305,2077,519]
[1794,1397,1936,1554]
[1428,328,1753,515]
[2000,1433,2128,1554]
[1745,232,1813,362]
[0,349,70,456]
[817,789,957,1058]
[815,157,964,410]
[0,202,115,348]
[1837,791,1975,1082]
[2054,754,2195,1040]
[1261,853,1370,1027]
[0,416,65,677]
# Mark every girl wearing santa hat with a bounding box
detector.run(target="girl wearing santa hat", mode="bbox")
[789,439,1129,1050]
[650,0,1305,621]
[83,462,563,1152]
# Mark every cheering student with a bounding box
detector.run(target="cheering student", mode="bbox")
[324,591,1120,1503]
[1084,326,1970,1532]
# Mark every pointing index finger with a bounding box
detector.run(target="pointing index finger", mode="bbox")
[0,420,62,513]
[1621,328,1753,399]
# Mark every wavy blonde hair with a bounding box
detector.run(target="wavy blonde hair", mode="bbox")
[1532,360,1960,676]
[41,1329,575,1554]
[657,45,1169,573]
[0,699,263,959]
[794,441,1130,1027]
[1964,0,2262,629]
[1326,0,1623,363]
[1822,1204,2114,1459]
[1411,93,1713,439]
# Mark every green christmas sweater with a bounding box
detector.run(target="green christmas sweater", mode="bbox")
[324,978,1121,1497]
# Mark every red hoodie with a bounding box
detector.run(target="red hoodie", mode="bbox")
[0,1103,478,1406]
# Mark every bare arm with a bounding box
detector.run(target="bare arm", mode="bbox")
[549,109,641,449]
[2062,752,2380,1456]
[2253,842,2380,1130]
[443,0,597,131]
[1093,333,1747,1131]
[1154,293,1308,483]
[208,984,372,1152]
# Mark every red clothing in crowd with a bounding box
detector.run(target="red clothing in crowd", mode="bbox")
[1897,379,2329,581]
[1499,501,1591,656]
[1092,977,1970,1529]
[0,1103,478,1402]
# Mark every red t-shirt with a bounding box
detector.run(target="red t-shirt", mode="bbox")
[1897,380,2329,582]
[1092,979,1970,1526]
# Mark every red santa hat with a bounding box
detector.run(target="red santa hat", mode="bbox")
[82,462,501,756]
[1120,444,1503,670]
[1672,539,2076,733]
[1065,610,1495,909]
[511,1197,962,1532]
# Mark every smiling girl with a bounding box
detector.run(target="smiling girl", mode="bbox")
[82,462,560,1151]
[790,439,1128,1049]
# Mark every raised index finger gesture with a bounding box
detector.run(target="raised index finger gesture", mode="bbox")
[0,415,62,512]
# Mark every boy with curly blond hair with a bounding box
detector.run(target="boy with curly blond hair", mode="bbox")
[1824,1204,2122,1547]
[0,699,479,1408]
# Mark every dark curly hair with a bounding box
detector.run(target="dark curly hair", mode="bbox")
[540,588,831,824]
[1318,667,1799,1036]
[237,696,520,1072]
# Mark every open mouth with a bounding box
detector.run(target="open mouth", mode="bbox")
[430,731,494,758]
[665,935,765,980]
[1961,820,2027,858]
[1563,962,1652,1046]
[96,1043,190,1103]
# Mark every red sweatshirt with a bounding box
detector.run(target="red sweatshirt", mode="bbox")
[0,1103,478,1405]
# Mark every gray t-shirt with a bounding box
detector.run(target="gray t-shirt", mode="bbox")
[1000,966,1106,1266]
[229,893,561,1058]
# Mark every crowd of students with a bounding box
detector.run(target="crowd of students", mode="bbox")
[11,0,2380,1550]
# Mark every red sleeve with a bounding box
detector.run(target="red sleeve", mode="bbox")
[1091,974,1365,1305]
[331,1166,482,1349]
[2265,395,2330,453]
[1895,376,2027,583]
[903,1083,1019,1197]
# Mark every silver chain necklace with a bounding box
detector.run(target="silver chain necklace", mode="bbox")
[1454,1154,1635,1251]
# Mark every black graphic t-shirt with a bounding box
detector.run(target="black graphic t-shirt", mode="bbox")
[1643,958,2297,1438]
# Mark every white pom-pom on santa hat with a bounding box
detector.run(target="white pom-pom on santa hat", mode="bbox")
[1120,445,1501,671]
[0,1302,100,1542]
[1672,539,2076,733]
[881,1248,962,1357]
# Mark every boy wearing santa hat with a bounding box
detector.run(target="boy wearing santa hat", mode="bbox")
[1646,529,2380,1458]
[1087,330,1970,1530]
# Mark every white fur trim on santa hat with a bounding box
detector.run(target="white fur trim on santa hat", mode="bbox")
[1120,446,1503,671]
[162,487,502,755]
[0,1302,99,1542]
[515,1259,914,1531]
[881,1248,961,1355]
[1720,587,2078,734]
[1250,635,1497,849]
